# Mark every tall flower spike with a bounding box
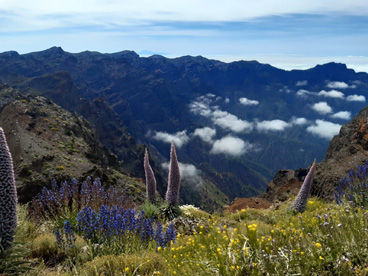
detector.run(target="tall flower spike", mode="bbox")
[290,159,316,213]
[0,127,17,250]
[144,148,157,203]
[165,142,181,205]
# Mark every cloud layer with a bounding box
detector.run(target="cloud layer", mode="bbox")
[210,136,255,156]
[306,120,341,139]
[296,80,308,86]
[193,127,216,143]
[152,130,190,147]
[4,1,368,30]
[326,81,350,89]
[190,95,253,133]
[330,111,351,120]
[162,162,203,186]
[256,119,291,132]
[239,97,259,106]
[212,110,253,132]
[346,94,366,102]
[311,102,333,115]
[318,90,345,99]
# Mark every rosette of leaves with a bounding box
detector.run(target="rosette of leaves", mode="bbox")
[160,202,182,221]
[290,159,316,213]
[0,127,17,250]
[144,148,157,203]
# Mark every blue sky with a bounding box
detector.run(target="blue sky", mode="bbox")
[1,0,368,71]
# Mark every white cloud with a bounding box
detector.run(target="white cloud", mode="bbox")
[224,97,230,104]
[212,110,253,132]
[162,162,203,186]
[256,119,291,131]
[291,117,308,125]
[330,111,352,120]
[239,97,259,106]
[326,81,349,89]
[210,136,254,156]
[298,89,346,100]
[296,89,312,97]
[3,1,368,33]
[193,127,216,143]
[189,96,213,117]
[306,120,341,140]
[311,102,333,115]
[318,90,345,99]
[279,86,292,93]
[189,101,212,117]
[152,130,190,148]
[296,80,308,86]
[190,95,253,133]
[346,94,366,102]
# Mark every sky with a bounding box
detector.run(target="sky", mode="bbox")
[1,0,368,72]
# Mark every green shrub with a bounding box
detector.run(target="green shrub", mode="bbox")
[79,251,167,276]
[141,202,160,219]
[31,233,59,264]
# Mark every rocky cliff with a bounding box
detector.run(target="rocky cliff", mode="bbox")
[257,105,368,204]
[0,85,146,203]
[311,106,368,200]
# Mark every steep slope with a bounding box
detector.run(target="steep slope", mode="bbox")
[311,107,368,200]
[0,86,146,203]
[255,106,368,204]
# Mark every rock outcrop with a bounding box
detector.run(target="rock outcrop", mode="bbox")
[261,168,308,202]
[0,87,146,203]
[311,107,368,200]
[261,107,368,203]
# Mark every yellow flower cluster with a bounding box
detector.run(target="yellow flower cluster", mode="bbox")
[248,224,257,231]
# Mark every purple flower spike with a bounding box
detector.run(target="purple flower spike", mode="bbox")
[165,142,181,205]
[290,159,316,213]
[0,127,17,249]
[144,148,157,203]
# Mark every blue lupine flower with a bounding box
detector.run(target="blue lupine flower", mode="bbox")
[164,223,176,245]
[336,162,368,207]
[154,222,165,247]
[63,220,76,248]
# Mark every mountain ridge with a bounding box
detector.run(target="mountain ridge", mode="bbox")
[1,47,368,209]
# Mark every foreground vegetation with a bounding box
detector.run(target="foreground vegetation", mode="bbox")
[3,130,368,275]
[2,195,367,276]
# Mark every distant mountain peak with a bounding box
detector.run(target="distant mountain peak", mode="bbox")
[314,62,348,70]
[43,46,65,54]
[44,46,65,54]
[25,46,66,58]
[0,51,19,57]
[108,50,139,59]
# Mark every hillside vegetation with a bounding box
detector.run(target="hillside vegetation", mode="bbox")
[5,195,368,276]
[2,128,368,275]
